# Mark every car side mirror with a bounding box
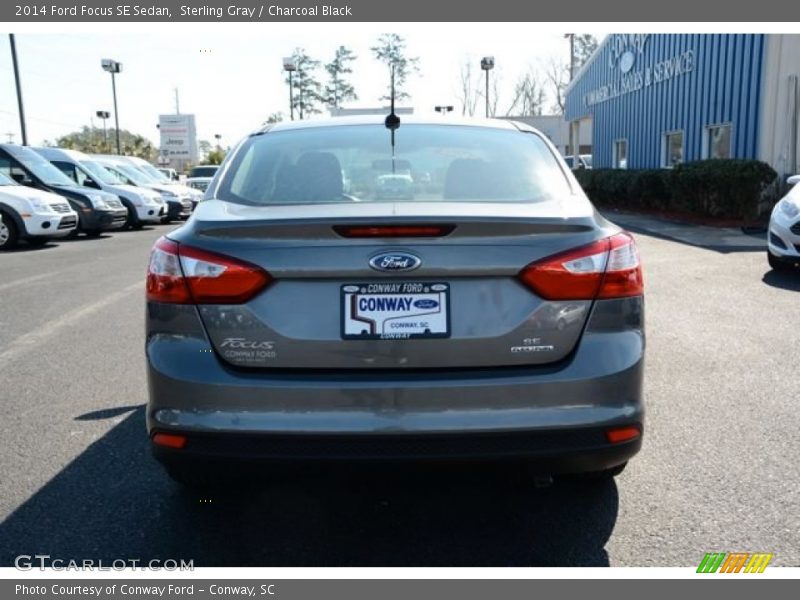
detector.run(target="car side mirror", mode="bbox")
[85,178,100,189]
[14,174,33,186]
[787,175,800,186]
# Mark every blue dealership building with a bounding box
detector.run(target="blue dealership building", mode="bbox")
[564,34,799,177]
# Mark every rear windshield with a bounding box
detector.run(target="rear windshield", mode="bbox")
[217,124,571,206]
[190,166,219,178]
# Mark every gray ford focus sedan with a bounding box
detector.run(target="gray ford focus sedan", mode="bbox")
[145,116,645,487]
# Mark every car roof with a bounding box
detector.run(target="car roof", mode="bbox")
[32,146,90,161]
[258,115,530,135]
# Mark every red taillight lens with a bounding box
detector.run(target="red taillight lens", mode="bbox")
[606,426,641,444]
[146,236,272,304]
[333,225,454,238]
[518,232,643,300]
[146,237,191,303]
[152,432,187,449]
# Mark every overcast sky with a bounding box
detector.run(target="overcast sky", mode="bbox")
[0,26,608,148]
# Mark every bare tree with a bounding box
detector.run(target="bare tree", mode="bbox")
[505,68,547,117]
[456,60,481,116]
[544,58,570,114]
[574,34,599,70]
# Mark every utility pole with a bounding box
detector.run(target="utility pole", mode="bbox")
[175,88,180,114]
[565,33,576,80]
[8,35,28,145]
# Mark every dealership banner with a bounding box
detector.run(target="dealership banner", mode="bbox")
[3,0,800,21]
[3,579,799,599]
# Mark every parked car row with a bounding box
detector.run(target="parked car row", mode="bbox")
[0,144,206,250]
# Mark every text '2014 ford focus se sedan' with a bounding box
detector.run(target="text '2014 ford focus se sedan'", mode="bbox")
[145,117,645,487]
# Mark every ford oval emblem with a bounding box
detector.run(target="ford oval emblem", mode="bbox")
[369,252,422,272]
[413,299,438,309]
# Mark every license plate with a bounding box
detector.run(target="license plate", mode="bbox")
[341,282,450,340]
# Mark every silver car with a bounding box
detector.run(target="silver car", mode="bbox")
[145,117,645,487]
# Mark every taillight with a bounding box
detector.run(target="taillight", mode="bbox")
[518,232,643,300]
[146,236,271,304]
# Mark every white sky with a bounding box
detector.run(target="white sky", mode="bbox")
[0,25,608,148]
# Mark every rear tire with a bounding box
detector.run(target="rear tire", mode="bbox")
[573,461,627,480]
[0,215,19,250]
[164,464,228,489]
[767,251,791,271]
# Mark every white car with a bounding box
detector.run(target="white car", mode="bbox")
[158,167,179,181]
[185,165,219,193]
[767,174,800,271]
[91,157,194,222]
[34,147,165,229]
[119,156,203,206]
[0,171,78,249]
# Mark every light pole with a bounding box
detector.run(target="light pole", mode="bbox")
[101,58,123,154]
[214,133,222,150]
[480,56,495,118]
[8,34,28,145]
[96,110,110,148]
[283,57,297,121]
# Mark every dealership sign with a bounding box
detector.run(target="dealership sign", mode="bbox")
[585,34,695,107]
[158,114,198,161]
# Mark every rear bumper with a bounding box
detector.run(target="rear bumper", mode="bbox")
[146,298,645,467]
[152,427,642,472]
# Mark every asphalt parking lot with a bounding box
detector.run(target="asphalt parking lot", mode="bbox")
[0,224,798,567]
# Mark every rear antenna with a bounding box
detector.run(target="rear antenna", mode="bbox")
[385,65,400,174]
[384,65,400,131]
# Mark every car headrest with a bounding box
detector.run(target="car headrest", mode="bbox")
[443,158,492,200]
[294,152,343,202]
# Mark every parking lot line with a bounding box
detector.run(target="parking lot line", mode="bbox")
[0,280,142,369]
[0,271,57,293]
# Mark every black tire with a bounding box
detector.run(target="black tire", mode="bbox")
[767,251,791,271]
[26,237,49,247]
[83,229,103,237]
[164,464,229,489]
[125,207,143,230]
[0,215,19,250]
[573,461,628,481]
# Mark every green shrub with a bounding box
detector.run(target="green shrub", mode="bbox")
[669,160,777,220]
[573,160,777,220]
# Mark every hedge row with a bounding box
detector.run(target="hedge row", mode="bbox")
[573,160,778,220]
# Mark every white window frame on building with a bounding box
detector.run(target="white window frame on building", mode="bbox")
[703,123,733,160]
[661,130,685,168]
[613,138,628,169]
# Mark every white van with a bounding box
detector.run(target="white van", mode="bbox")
[91,156,193,222]
[0,171,78,249]
[122,156,203,205]
[33,147,165,229]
